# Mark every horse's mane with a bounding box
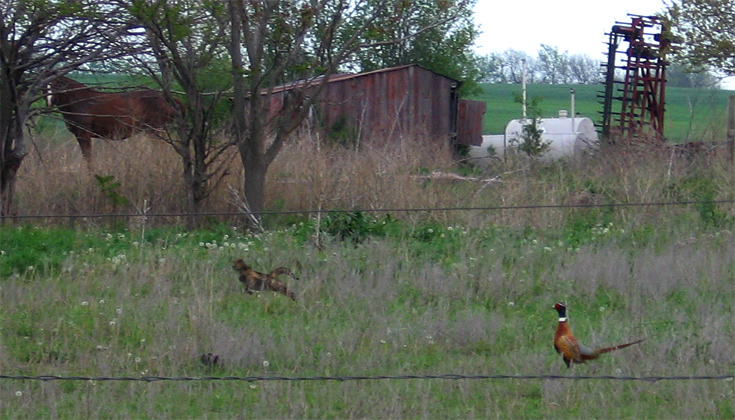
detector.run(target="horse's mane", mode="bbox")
[55,76,87,88]
[54,76,161,95]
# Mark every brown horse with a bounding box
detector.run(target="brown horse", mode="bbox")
[45,76,183,163]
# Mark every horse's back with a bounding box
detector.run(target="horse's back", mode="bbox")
[122,89,178,128]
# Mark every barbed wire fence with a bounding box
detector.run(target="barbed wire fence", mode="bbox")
[1,199,733,386]
[1,373,734,383]
[2,199,734,221]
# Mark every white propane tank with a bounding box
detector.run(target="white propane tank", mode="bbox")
[504,111,599,160]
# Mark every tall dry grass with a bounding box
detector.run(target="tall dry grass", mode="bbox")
[13,130,735,230]
[16,132,458,220]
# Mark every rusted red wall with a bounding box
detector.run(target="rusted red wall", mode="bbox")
[457,99,486,146]
[263,65,485,146]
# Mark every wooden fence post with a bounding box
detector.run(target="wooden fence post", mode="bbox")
[728,95,734,164]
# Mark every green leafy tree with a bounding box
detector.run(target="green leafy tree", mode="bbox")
[517,116,550,157]
[511,94,550,157]
[664,0,735,75]
[347,0,482,94]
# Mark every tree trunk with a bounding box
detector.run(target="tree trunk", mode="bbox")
[229,0,267,224]
[0,74,27,218]
[0,151,23,218]
[241,141,267,217]
[180,152,198,228]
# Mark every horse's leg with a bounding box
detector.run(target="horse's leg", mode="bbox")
[77,136,93,169]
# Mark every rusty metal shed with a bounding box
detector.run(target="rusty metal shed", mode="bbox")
[266,64,485,147]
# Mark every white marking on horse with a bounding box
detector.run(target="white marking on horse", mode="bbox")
[45,83,55,108]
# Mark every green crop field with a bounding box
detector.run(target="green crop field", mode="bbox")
[471,83,735,143]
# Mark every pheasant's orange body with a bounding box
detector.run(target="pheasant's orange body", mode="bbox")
[553,302,644,368]
[232,259,299,301]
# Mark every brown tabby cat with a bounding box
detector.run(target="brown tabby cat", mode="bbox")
[232,259,298,301]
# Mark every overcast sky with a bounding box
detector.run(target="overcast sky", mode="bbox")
[472,0,735,89]
[473,0,668,59]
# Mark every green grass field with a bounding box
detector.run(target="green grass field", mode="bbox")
[2,141,734,417]
[471,83,734,143]
[0,213,733,418]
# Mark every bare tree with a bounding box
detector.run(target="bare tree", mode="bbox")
[568,54,601,84]
[227,1,474,220]
[0,0,134,217]
[123,0,237,220]
[536,44,569,84]
[501,49,534,84]
[229,1,343,220]
[477,52,507,83]
[228,0,472,221]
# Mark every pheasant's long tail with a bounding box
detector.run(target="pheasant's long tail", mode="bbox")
[594,338,646,355]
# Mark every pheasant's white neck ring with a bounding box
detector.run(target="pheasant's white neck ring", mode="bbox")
[558,317,568,322]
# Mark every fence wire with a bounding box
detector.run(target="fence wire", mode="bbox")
[3,199,734,220]
[1,373,733,383]
[2,200,734,386]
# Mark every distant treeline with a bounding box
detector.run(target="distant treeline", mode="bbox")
[478,46,722,88]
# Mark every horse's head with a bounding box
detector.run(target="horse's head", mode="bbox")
[45,77,66,108]
[45,76,83,108]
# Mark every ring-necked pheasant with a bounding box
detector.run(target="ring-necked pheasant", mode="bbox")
[553,302,644,368]
[232,259,299,301]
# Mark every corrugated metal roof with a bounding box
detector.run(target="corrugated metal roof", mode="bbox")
[268,64,461,94]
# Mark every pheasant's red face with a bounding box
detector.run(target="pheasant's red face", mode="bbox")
[553,302,565,311]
